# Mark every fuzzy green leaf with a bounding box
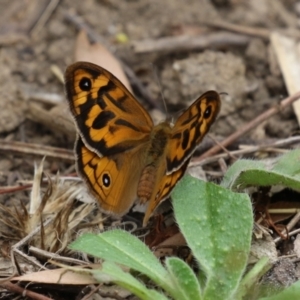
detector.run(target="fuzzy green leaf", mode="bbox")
[165,257,202,300]
[259,280,300,300]
[70,230,170,290]
[92,261,168,300]
[221,149,300,191]
[234,257,271,299]
[172,175,253,300]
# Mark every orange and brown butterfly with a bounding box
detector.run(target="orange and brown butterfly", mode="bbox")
[64,62,221,226]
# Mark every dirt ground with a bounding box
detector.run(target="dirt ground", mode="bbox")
[0,0,300,299]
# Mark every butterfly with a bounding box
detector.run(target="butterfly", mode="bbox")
[65,62,221,226]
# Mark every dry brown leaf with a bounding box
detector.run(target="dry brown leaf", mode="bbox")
[268,201,300,224]
[75,30,131,91]
[271,32,300,125]
[153,232,186,258]
[11,267,98,285]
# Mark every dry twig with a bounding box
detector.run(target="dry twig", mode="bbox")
[203,20,270,40]
[0,281,52,300]
[191,136,300,167]
[29,246,88,265]
[0,139,74,161]
[274,212,300,244]
[30,0,61,37]
[203,18,300,40]
[132,31,251,54]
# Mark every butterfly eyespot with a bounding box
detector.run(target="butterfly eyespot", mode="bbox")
[102,173,111,188]
[79,77,92,91]
[204,106,212,119]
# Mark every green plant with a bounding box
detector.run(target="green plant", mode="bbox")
[221,149,300,191]
[69,149,300,300]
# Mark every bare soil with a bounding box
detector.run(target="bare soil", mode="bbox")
[0,0,300,299]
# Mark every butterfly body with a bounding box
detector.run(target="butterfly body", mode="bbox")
[65,62,220,225]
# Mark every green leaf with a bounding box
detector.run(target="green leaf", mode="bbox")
[70,230,169,289]
[221,149,300,191]
[259,280,300,300]
[272,149,300,177]
[92,261,168,300]
[172,175,253,300]
[165,257,202,300]
[234,257,271,299]
[221,159,265,189]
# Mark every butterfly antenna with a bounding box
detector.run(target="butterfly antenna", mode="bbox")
[152,64,169,118]
[219,91,229,96]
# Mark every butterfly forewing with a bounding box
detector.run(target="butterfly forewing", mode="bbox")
[65,62,153,157]
[166,91,220,173]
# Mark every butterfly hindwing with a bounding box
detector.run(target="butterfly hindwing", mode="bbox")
[76,137,147,215]
[143,159,190,225]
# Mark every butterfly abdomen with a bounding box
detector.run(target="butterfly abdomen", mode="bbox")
[137,164,156,203]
